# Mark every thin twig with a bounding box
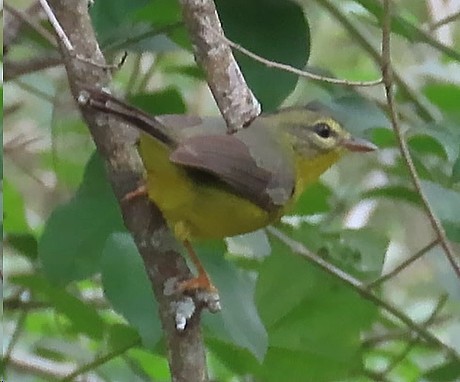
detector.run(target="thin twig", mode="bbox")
[126,53,143,96]
[314,0,437,123]
[4,3,57,48]
[137,56,158,93]
[38,0,73,52]
[13,79,55,103]
[222,34,383,87]
[363,314,452,347]
[266,226,460,360]
[103,22,183,52]
[367,239,440,288]
[430,9,460,30]
[3,309,29,374]
[8,355,71,380]
[379,294,448,377]
[4,55,63,82]
[4,1,44,54]
[61,337,141,381]
[381,0,460,279]
[75,51,128,70]
[425,294,449,327]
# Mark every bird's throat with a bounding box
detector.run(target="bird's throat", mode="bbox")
[293,150,341,200]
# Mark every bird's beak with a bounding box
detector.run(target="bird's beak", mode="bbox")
[342,137,377,152]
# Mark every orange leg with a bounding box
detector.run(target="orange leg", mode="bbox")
[177,240,218,294]
[122,184,148,202]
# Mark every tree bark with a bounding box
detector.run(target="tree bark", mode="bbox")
[45,0,207,380]
[45,0,260,380]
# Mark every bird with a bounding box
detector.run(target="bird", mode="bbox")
[83,87,376,294]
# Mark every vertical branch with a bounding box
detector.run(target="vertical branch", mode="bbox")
[380,0,460,278]
[179,0,261,133]
[41,0,209,381]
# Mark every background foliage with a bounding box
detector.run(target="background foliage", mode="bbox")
[3,0,460,381]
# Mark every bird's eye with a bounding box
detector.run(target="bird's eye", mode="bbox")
[314,123,332,139]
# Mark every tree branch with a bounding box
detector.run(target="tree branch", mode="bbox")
[3,1,46,54]
[267,227,460,361]
[430,9,460,30]
[221,34,383,87]
[367,238,440,288]
[4,55,63,82]
[179,0,260,133]
[42,0,209,380]
[4,2,57,50]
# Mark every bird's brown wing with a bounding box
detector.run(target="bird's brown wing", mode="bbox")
[169,134,295,212]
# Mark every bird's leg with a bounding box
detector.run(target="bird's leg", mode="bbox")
[122,183,148,202]
[177,240,218,294]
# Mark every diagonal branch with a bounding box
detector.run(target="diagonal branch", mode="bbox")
[3,1,49,54]
[221,33,383,87]
[267,227,460,361]
[179,0,260,133]
[4,2,57,49]
[367,238,440,288]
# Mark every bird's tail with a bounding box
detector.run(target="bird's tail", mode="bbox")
[80,85,174,146]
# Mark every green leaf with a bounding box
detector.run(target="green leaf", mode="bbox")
[408,134,448,159]
[354,0,460,62]
[0,86,3,179]
[424,360,460,382]
[38,153,124,285]
[199,241,268,361]
[108,323,141,350]
[324,94,389,138]
[337,228,388,278]
[424,82,460,120]
[216,0,309,110]
[90,0,150,43]
[164,65,205,80]
[11,274,105,340]
[48,116,93,189]
[7,233,38,260]
[293,182,332,215]
[129,88,186,115]
[422,181,460,243]
[414,120,460,163]
[128,348,171,381]
[91,0,182,52]
[370,127,396,148]
[134,0,181,27]
[101,233,161,349]
[364,186,420,205]
[34,345,68,362]
[3,180,29,233]
[206,337,261,376]
[452,155,460,183]
[256,238,377,381]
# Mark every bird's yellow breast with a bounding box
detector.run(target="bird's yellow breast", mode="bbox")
[139,133,340,241]
[139,135,277,240]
